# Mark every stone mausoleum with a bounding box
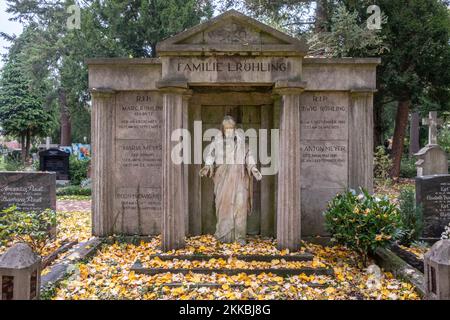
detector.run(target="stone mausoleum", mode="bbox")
[87,10,379,251]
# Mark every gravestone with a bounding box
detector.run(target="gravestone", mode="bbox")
[416,174,450,240]
[87,10,379,250]
[0,172,56,213]
[39,148,70,181]
[415,112,448,176]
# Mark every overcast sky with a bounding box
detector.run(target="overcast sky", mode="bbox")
[0,1,23,68]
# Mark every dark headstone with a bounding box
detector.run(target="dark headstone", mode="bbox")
[39,148,70,180]
[0,172,56,212]
[416,174,450,240]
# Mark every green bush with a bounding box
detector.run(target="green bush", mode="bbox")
[373,146,392,186]
[0,206,57,255]
[0,152,25,171]
[56,185,91,196]
[398,186,423,245]
[69,155,90,185]
[3,158,25,171]
[438,126,450,154]
[324,188,401,266]
[400,156,417,178]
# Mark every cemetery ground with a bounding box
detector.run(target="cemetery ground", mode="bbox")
[2,186,424,300]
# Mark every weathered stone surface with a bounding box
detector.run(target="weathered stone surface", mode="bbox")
[41,238,101,289]
[157,10,308,56]
[109,91,163,235]
[299,92,350,237]
[87,59,162,91]
[302,58,379,91]
[348,90,374,192]
[159,86,191,251]
[416,174,450,239]
[301,188,344,237]
[415,145,448,176]
[415,111,448,177]
[374,247,425,298]
[91,89,115,237]
[163,56,302,84]
[274,82,304,251]
[87,10,379,248]
[300,141,348,189]
[0,172,56,212]
[300,92,348,140]
[0,243,41,300]
[424,240,450,300]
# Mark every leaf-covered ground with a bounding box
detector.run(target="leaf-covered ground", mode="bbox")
[398,244,428,260]
[374,178,415,203]
[52,234,419,300]
[2,197,421,300]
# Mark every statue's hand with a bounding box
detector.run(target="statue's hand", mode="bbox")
[251,166,262,181]
[199,165,214,178]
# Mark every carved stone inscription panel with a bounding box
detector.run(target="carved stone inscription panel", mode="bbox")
[113,92,163,234]
[300,92,349,236]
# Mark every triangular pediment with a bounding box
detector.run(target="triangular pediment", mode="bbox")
[157,10,307,56]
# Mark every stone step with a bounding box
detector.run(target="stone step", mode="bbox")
[146,253,314,262]
[131,261,334,277]
[156,282,328,289]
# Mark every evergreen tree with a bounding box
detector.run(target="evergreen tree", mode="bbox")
[3,0,214,144]
[0,27,56,162]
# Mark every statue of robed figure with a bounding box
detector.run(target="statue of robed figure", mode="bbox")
[199,116,262,245]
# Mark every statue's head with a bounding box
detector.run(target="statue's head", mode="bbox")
[222,115,236,138]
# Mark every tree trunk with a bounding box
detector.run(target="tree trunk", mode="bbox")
[59,87,71,146]
[25,129,31,163]
[373,101,383,148]
[20,133,26,163]
[409,112,420,156]
[315,0,328,32]
[390,99,411,178]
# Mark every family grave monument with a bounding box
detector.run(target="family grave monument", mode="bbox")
[87,10,379,251]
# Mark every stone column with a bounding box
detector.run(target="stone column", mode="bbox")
[157,81,191,251]
[260,104,275,237]
[91,88,116,237]
[273,81,306,251]
[182,93,190,236]
[349,89,374,193]
[188,99,202,235]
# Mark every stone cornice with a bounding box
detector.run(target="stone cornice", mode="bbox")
[273,80,307,95]
[90,88,116,98]
[86,58,161,65]
[350,88,378,97]
[156,80,193,96]
[304,57,381,65]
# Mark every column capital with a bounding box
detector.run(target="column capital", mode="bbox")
[90,88,116,98]
[350,88,377,97]
[273,80,307,95]
[156,79,192,96]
